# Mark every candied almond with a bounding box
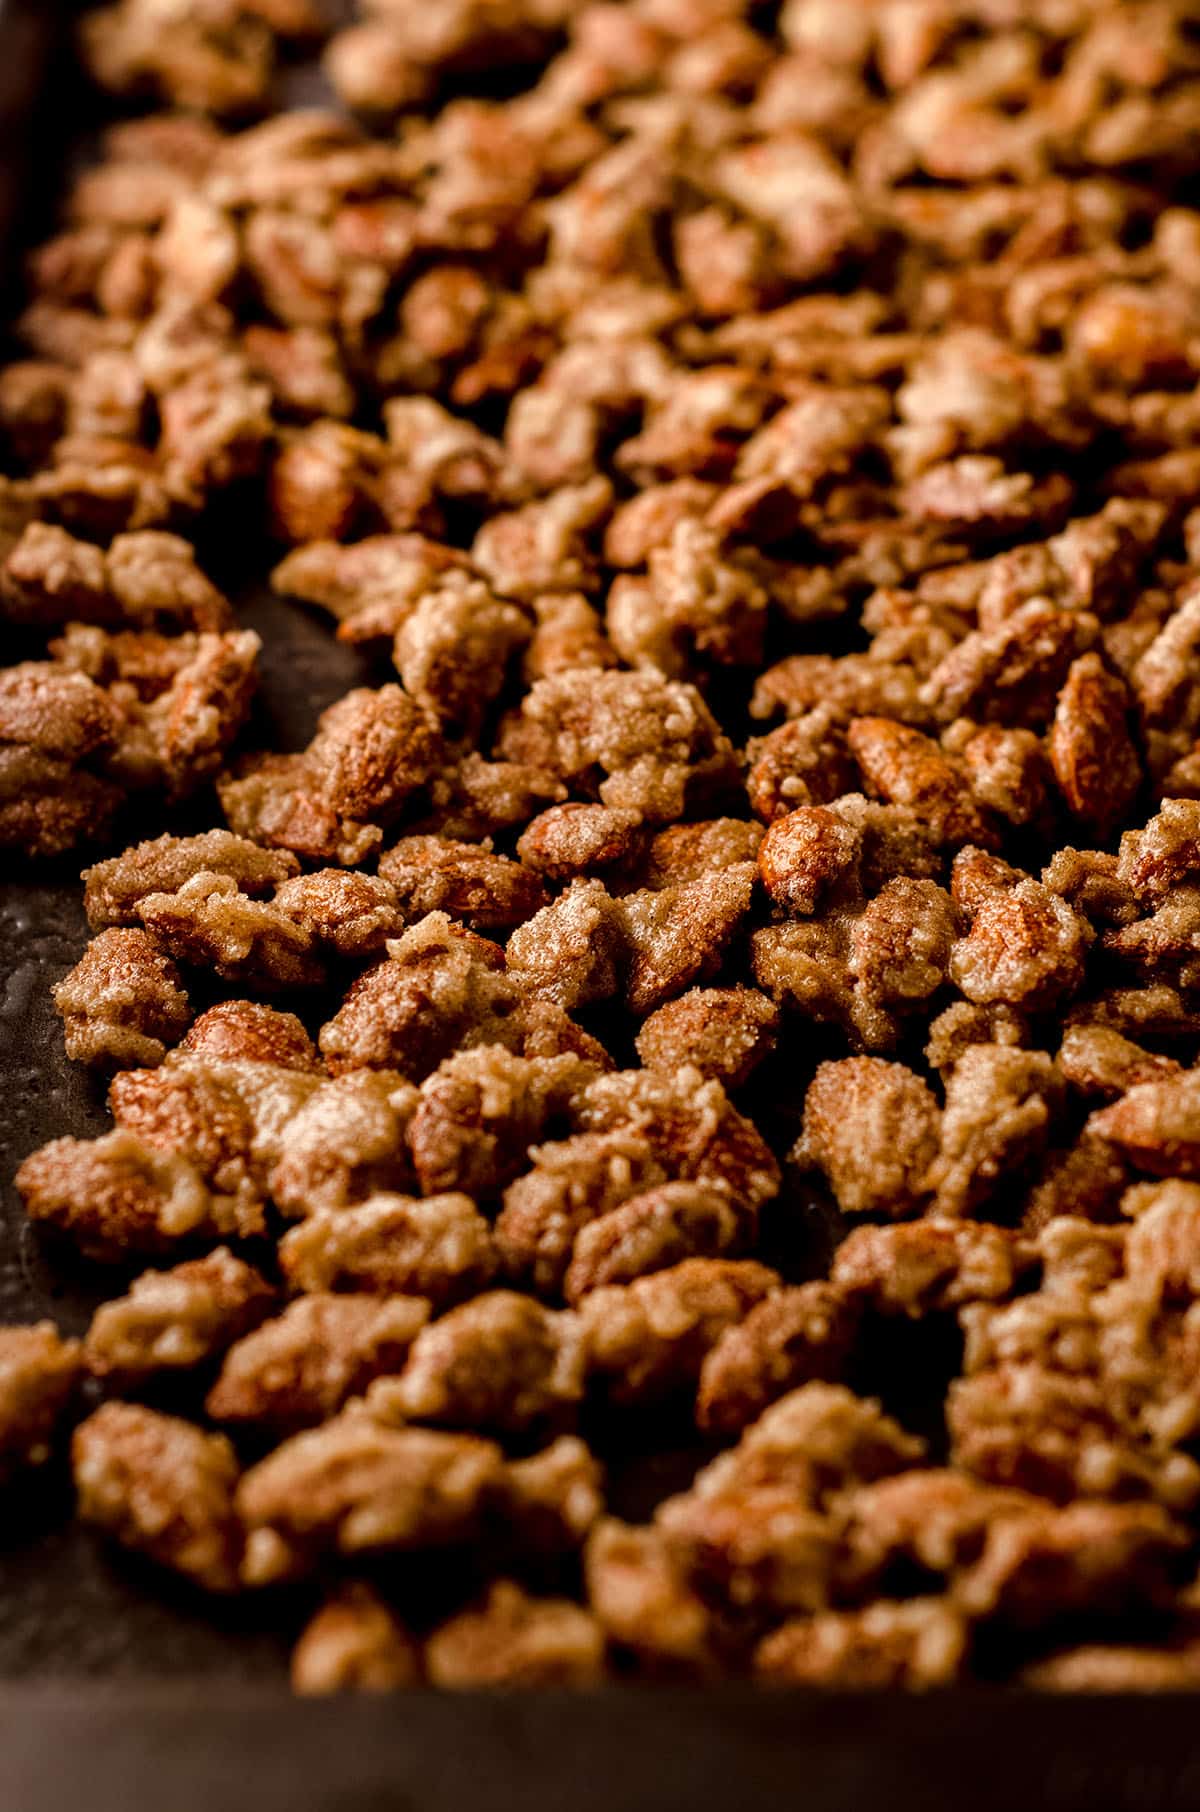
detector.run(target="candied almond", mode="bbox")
[565,1182,752,1305]
[795,1057,940,1218]
[84,1248,274,1386]
[755,1600,968,1689]
[237,1415,504,1585]
[634,986,779,1089]
[378,836,547,934]
[1049,653,1142,836]
[758,805,861,917]
[208,1293,431,1430]
[279,1191,497,1306]
[1089,1073,1200,1178]
[177,1000,320,1071]
[697,1283,861,1435]
[425,1581,606,1689]
[365,1291,586,1437]
[580,1258,781,1406]
[73,1402,241,1593]
[292,1586,421,1695]
[0,1323,83,1477]
[53,928,191,1070]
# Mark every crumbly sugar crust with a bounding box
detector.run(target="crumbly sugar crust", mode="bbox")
[9,0,1200,1692]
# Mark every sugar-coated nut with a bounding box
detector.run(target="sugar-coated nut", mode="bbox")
[21,0,1200,1693]
[176,999,320,1071]
[0,1323,83,1476]
[755,1600,968,1689]
[72,1402,242,1592]
[208,1293,430,1429]
[279,1192,498,1306]
[580,1259,781,1405]
[758,806,860,917]
[585,1520,720,1676]
[697,1283,860,1434]
[634,987,779,1088]
[565,1182,752,1304]
[292,1586,422,1695]
[796,1058,940,1217]
[425,1581,606,1689]
[16,1127,261,1260]
[365,1290,586,1435]
[378,836,547,933]
[516,803,644,881]
[236,1415,505,1584]
[53,927,191,1069]
[83,832,298,929]
[84,1248,274,1385]
[618,864,755,1014]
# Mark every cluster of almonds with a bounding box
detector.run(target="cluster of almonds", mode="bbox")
[6,0,1200,1691]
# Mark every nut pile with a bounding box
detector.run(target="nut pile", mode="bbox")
[6,0,1200,1691]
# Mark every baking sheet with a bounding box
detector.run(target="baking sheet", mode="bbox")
[5,4,1200,1806]
[5,1680,1200,1812]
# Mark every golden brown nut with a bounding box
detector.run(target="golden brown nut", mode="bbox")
[17,1128,257,1261]
[697,1283,861,1435]
[292,1585,421,1695]
[175,999,320,1071]
[365,1291,586,1436]
[0,1323,83,1477]
[279,1192,497,1306]
[378,836,546,933]
[84,1248,274,1386]
[83,831,298,929]
[795,1057,940,1217]
[564,1182,752,1305]
[634,987,779,1088]
[581,1259,781,1405]
[585,1520,720,1678]
[755,1600,968,1689]
[73,1402,242,1592]
[207,1293,430,1430]
[53,928,191,1069]
[425,1581,606,1689]
[237,1414,504,1584]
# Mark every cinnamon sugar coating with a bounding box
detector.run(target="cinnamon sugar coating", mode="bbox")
[292,1586,421,1695]
[425,1581,606,1689]
[53,927,191,1069]
[84,831,298,928]
[581,1259,782,1407]
[220,686,444,866]
[279,1192,498,1306]
[207,1293,430,1429]
[697,1284,861,1435]
[0,1323,83,1477]
[237,1414,504,1584]
[795,1058,941,1218]
[14,0,1200,1692]
[755,1600,968,1689]
[73,1402,242,1591]
[176,1000,320,1070]
[634,987,779,1089]
[378,836,546,933]
[365,1290,586,1436]
[17,1128,264,1260]
[84,1247,274,1385]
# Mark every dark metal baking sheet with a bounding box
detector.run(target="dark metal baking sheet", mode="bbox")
[7,5,1200,1806]
[5,1682,1200,1812]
